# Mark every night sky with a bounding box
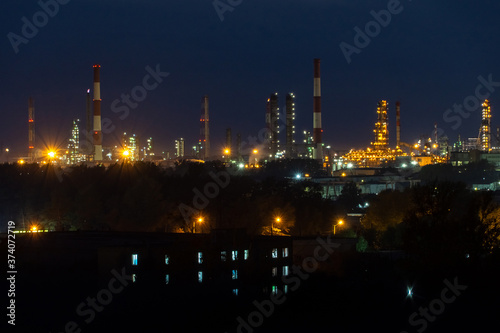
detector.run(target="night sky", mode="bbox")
[1,0,500,157]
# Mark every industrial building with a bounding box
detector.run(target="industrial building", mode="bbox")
[175,138,185,158]
[99,229,293,300]
[481,99,492,151]
[19,58,496,170]
[120,133,140,161]
[265,92,280,160]
[285,93,296,158]
[144,137,154,160]
[343,100,405,167]
[306,169,420,199]
[68,119,82,164]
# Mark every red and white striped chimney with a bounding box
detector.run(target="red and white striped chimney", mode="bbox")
[313,58,323,160]
[93,64,103,161]
[396,101,401,148]
[313,58,322,144]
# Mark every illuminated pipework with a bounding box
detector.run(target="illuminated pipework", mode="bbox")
[372,100,389,150]
[146,137,154,159]
[68,119,80,164]
[481,99,491,151]
[343,147,402,167]
[175,138,185,158]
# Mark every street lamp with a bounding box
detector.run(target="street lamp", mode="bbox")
[194,216,203,233]
[334,220,343,235]
[253,149,258,166]
[272,217,281,236]
[223,148,231,161]
[122,150,130,161]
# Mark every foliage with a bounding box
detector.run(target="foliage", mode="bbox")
[356,236,368,253]
[418,160,498,185]
[0,162,340,236]
[362,189,411,231]
[337,181,362,212]
[479,202,500,252]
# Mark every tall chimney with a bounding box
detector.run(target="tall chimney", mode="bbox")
[396,101,401,148]
[434,122,438,144]
[313,58,323,160]
[286,93,296,158]
[226,128,232,154]
[236,133,242,161]
[93,64,103,162]
[28,97,35,162]
[200,95,210,160]
[86,89,93,160]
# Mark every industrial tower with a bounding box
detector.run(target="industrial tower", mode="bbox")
[372,100,389,150]
[286,93,296,157]
[481,99,491,151]
[175,138,185,158]
[266,93,279,159]
[312,58,323,160]
[396,101,401,148]
[236,133,242,161]
[93,64,103,162]
[225,128,232,158]
[28,97,35,162]
[200,95,210,160]
[86,89,93,161]
[68,119,80,165]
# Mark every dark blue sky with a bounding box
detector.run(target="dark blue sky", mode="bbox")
[1,0,500,157]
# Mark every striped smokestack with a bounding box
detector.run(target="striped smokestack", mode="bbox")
[28,97,35,162]
[86,89,93,160]
[313,58,322,144]
[396,101,401,148]
[313,58,323,160]
[200,95,210,160]
[93,64,103,161]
